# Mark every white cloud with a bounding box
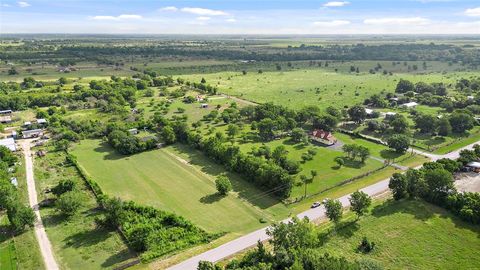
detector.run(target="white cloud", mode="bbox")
[159,6,178,12]
[313,20,351,27]
[91,14,142,21]
[181,7,228,16]
[364,17,430,25]
[117,14,142,19]
[226,18,237,23]
[196,16,211,21]
[2,3,11,7]
[17,1,30,7]
[323,1,350,7]
[465,7,480,17]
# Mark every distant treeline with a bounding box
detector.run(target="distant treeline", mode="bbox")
[1,41,479,66]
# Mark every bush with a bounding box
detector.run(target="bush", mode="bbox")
[358,236,376,253]
[215,175,232,195]
[56,191,83,217]
[51,179,76,196]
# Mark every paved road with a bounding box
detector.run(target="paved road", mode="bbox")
[20,140,59,270]
[168,139,480,270]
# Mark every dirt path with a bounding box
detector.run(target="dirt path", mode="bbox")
[19,140,59,270]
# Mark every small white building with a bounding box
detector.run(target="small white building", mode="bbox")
[0,138,16,151]
[24,121,32,127]
[128,128,138,135]
[365,108,374,115]
[467,96,475,100]
[401,102,418,109]
[22,129,43,139]
[0,109,12,115]
[200,103,209,108]
[37,118,47,125]
[384,112,397,118]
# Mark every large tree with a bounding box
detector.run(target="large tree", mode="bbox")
[387,134,410,154]
[414,114,437,134]
[389,173,408,200]
[324,199,343,225]
[449,112,475,133]
[347,105,367,124]
[349,191,372,220]
[395,79,414,93]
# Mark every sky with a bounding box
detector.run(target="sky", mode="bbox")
[1,0,480,34]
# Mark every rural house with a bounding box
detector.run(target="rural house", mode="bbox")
[401,102,418,109]
[309,129,337,146]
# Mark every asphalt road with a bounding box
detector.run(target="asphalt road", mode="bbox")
[20,140,59,270]
[168,139,480,270]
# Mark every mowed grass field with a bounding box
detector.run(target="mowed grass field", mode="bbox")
[319,199,480,269]
[183,69,477,109]
[71,140,290,234]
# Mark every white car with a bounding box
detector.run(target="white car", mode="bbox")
[311,202,321,208]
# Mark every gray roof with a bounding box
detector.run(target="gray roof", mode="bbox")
[0,138,16,151]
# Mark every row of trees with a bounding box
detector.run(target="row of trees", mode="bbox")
[162,120,294,198]
[0,147,36,232]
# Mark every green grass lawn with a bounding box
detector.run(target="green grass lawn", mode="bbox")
[0,217,17,270]
[234,136,384,199]
[319,199,480,269]
[34,147,137,269]
[70,140,290,235]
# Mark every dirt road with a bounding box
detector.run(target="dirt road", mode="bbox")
[20,140,59,270]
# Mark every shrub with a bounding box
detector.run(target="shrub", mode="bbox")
[56,191,83,217]
[215,175,232,195]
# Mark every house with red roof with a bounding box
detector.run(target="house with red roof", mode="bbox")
[309,129,337,146]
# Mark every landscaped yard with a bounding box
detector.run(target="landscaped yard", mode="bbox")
[70,139,290,234]
[318,199,480,269]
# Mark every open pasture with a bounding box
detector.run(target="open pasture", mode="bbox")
[71,140,290,234]
[183,69,476,109]
[319,199,480,269]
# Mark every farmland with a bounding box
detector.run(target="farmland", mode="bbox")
[183,69,477,109]
[0,33,479,269]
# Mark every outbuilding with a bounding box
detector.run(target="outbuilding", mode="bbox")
[22,129,43,139]
[200,103,209,108]
[466,161,480,173]
[128,128,138,135]
[401,102,418,109]
[37,118,48,125]
[0,138,16,151]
